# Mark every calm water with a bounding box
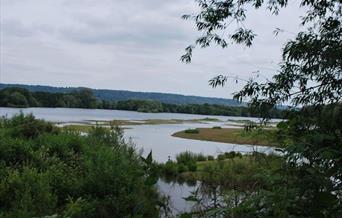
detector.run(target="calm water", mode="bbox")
[0,107,274,162]
[0,107,276,214]
[0,107,239,122]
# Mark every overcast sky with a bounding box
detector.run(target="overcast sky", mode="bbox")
[0,0,305,98]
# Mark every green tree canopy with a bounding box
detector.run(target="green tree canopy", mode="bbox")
[182,0,341,108]
[182,0,342,216]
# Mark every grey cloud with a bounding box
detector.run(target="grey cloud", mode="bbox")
[59,22,191,47]
[1,0,304,98]
[57,2,195,46]
[1,19,33,37]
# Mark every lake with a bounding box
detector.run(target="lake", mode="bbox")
[0,107,275,162]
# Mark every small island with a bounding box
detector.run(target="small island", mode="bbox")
[172,127,279,147]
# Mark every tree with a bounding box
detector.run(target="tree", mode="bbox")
[0,88,38,107]
[182,0,341,108]
[75,89,97,109]
[182,0,342,216]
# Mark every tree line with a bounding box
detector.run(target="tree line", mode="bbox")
[0,87,286,118]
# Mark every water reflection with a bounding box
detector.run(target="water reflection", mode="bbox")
[157,178,199,215]
[124,123,275,162]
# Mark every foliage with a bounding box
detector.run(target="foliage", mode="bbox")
[161,160,178,176]
[186,153,284,217]
[184,128,200,134]
[176,151,201,164]
[1,112,59,139]
[0,87,286,118]
[212,126,222,129]
[0,114,163,217]
[207,155,214,161]
[182,0,342,216]
[196,153,208,162]
[0,87,97,109]
[0,87,38,108]
[173,127,279,147]
[224,151,243,159]
[0,83,242,106]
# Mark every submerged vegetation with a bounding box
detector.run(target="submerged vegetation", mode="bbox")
[0,114,164,217]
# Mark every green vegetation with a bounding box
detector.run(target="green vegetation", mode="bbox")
[0,83,243,106]
[159,151,282,189]
[0,87,97,108]
[184,128,200,134]
[181,0,342,216]
[0,114,164,217]
[196,117,220,122]
[173,127,279,147]
[0,87,286,118]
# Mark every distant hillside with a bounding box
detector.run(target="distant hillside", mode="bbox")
[0,83,242,106]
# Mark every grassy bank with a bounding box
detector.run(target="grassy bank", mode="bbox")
[159,151,283,190]
[172,127,279,147]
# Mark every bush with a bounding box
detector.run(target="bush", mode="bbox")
[188,162,197,172]
[217,154,226,161]
[222,151,243,159]
[196,153,207,162]
[178,163,188,173]
[212,126,222,129]
[0,114,161,217]
[2,113,59,139]
[176,151,198,164]
[184,128,199,134]
[207,155,214,161]
[163,161,178,176]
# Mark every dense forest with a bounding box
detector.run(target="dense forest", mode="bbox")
[0,87,286,118]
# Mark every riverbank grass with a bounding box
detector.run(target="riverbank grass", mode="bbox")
[159,151,283,190]
[172,127,279,147]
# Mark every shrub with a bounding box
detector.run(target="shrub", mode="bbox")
[196,153,207,162]
[217,154,226,161]
[2,113,59,139]
[176,151,198,164]
[184,128,199,134]
[0,114,161,217]
[212,126,222,129]
[225,151,236,159]
[0,167,57,217]
[223,151,243,159]
[188,162,197,172]
[164,161,178,176]
[178,163,188,173]
[207,155,214,161]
